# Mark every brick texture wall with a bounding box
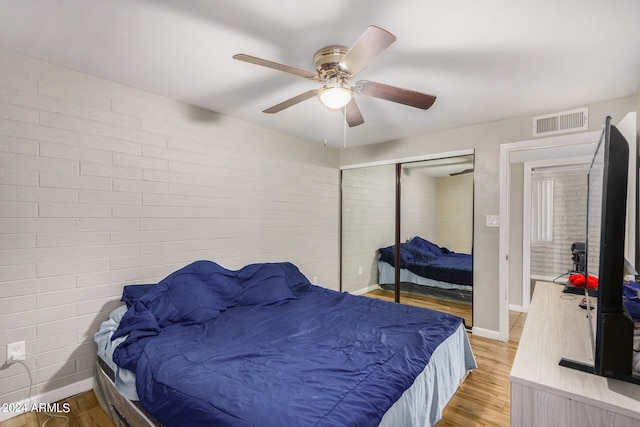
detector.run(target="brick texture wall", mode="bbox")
[0,49,339,410]
[530,167,588,278]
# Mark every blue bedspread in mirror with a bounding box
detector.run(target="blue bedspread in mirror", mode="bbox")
[378,236,473,286]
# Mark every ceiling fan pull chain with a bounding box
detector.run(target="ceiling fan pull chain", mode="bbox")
[343,107,347,149]
[324,108,328,147]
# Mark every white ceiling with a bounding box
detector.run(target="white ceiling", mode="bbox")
[0,0,639,148]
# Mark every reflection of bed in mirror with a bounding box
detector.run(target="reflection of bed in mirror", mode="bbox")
[378,236,473,303]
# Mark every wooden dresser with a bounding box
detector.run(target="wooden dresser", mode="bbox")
[510,281,640,427]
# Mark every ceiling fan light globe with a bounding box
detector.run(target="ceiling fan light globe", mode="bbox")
[319,87,352,110]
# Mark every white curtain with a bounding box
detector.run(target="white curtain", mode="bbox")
[531,178,554,243]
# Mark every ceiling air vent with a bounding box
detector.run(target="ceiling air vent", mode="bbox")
[533,107,588,137]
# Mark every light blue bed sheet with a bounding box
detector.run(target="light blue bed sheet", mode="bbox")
[378,260,472,291]
[94,305,139,401]
[380,323,476,426]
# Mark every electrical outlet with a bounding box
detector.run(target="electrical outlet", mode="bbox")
[6,341,25,363]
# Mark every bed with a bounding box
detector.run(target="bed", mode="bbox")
[378,236,473,302]
[94,260,476,427]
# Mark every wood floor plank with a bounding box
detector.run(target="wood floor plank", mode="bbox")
[0,412,39,427]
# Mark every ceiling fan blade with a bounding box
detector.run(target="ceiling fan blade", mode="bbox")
[356,80,436,110]
[233,54,318,81]
[450,168,474,176]
[344,97,365,127]
[338,26,396,77]
[263,89,318,114]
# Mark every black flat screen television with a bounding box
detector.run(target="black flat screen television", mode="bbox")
[560,116,638,383]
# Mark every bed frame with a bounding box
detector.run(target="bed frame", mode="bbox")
[378,261,472,303]
[94,359,161,427]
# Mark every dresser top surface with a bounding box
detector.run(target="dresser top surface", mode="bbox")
[510,281,640,415]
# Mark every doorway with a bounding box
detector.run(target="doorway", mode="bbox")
[521,160,591,310]
[500,130,612,340]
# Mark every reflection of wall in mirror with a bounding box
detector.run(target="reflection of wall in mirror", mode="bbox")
[401,173,473,253]
[341,165,395,293]
[401,167,473,253]
[401,169,436,244]
[435,174,473,253]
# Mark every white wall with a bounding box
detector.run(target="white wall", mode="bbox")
[340,96,636,335]
[0,49,340,411]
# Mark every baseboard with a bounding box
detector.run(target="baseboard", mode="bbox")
[0,377,94,422]
[531,274,564,283]
[350,284,381,295]
[471,326,505,342]
[509,304,524,312]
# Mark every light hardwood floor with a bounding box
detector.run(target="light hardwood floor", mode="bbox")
[365,289,525,426]
[0,292,525,427]
[366,289,473,327]
[0,390,114,427]
[438,310,525,427]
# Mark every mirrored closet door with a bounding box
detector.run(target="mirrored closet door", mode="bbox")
[399,157,474,327]
[341,154,474,327]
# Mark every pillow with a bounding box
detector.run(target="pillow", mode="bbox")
[234,262,302,306]
[379,244,421,265]
[378,246,394,264]
[119,261,242,328]
[121,284,155,308]
[409,236,443,255]
[152,261,241,325]
[404,244,436,263]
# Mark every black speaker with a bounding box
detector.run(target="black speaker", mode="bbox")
[571,242,586,273]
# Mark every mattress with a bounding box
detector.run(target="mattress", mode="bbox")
[378,260,472,291]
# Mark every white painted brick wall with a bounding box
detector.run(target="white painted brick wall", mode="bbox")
[0,48,340,408]
[530,168,588,277]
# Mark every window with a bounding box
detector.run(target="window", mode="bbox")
[531,177,554,242]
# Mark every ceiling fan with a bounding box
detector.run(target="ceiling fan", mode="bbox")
[233,26,436,127]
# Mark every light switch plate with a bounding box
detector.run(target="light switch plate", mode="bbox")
[486,215,500,227]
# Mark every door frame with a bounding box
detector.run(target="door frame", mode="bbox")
[521,156,592,312]
[499,131,601,339]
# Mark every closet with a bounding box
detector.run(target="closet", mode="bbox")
[341,154,474,326]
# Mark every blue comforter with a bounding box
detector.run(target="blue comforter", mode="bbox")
[112,261,463,427]
[378,237,473,286]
